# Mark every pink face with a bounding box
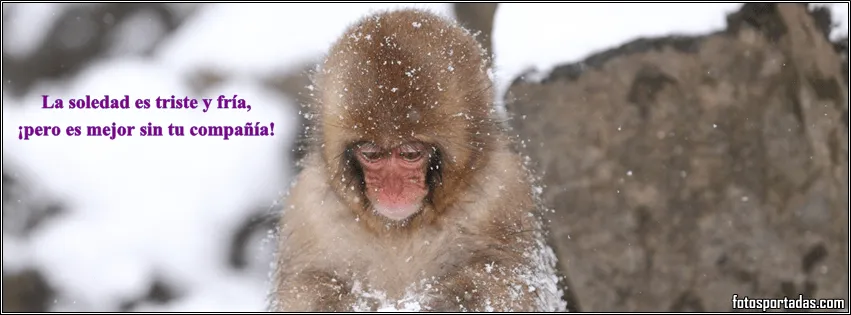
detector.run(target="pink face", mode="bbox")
[355,142,430,221]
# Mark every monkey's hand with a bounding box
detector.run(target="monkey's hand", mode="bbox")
[422,260,539,312]
[274,270,367,312]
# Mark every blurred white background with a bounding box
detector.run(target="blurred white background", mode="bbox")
[2,3,847,312]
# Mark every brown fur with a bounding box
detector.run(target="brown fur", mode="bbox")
[271,9,564,312]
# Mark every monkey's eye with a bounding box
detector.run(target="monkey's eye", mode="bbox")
[400,151,423,162]
[357,143,383,163]
[399,143,425,162]
[361,151,383,162]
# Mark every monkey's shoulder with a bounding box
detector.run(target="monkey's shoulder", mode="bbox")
[276,160,364,253]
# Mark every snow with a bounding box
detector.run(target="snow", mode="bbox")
[2,3,74,58]
[2,234,32,273]
[377,302,422,312]
[493,3,851,103]
[3,56,296,310]
[492,3,742,104]
[157,3,454,77]
[812,2,850,40]
[105,10,168,56]
[133,273,269,312]
[3,3,848,312]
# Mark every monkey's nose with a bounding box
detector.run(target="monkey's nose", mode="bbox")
[384,176,406,196]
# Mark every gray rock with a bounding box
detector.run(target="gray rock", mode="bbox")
[506,3,848,312]
[2,269,54,312]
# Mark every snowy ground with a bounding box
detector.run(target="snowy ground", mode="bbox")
[2,3,847,312]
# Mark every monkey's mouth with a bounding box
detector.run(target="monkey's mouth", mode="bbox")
[373,203,422,221]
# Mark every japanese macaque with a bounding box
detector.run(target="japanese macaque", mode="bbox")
[270,9,566,312]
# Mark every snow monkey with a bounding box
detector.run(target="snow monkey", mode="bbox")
[270,8,566,312]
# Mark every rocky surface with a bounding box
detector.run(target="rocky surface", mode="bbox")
[2,269,54,312]
[506,3,848,312]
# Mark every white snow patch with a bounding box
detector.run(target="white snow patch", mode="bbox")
[106,10,168,56]
[134,273,268,312]
[3,56,296,311]
[2,234,33,274]
[492,3,743,109]
[377,303,422,312]
[156,3,453,77]
[2,3,79,58]
[812,2,850,40]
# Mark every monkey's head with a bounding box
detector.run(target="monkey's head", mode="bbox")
[313,9,496,227]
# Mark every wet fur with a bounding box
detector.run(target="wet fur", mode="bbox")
[272,9,562,311]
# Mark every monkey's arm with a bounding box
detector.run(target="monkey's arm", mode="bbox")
[423,250,540,312]
[274,269,365,312]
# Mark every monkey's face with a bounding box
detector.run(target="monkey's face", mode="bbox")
[317,8,496,224]
[353,141,431,221]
